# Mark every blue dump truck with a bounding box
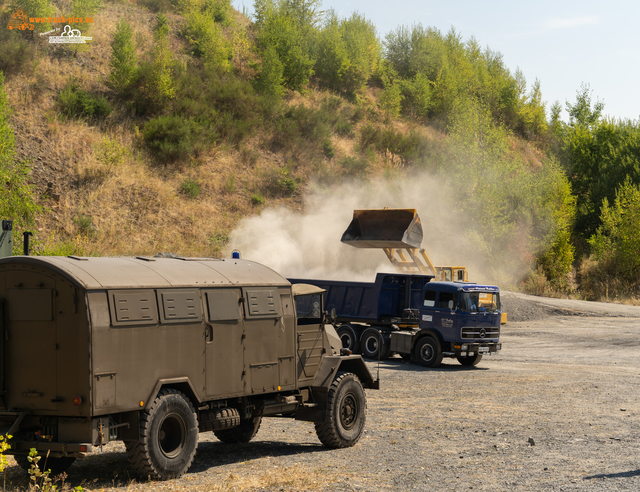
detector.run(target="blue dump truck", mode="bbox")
[289,273,502,367]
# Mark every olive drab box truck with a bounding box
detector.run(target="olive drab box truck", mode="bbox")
[0,256,378,480]
[289,273,502,368]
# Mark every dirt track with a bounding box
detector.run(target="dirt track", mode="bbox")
[5,292,640,491]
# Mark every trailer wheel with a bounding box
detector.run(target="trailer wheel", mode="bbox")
[415,336,443,368]
[15,454,76,476]
[315,372,366,448]
[213,416,262,443]
[457,353,483,366]
[337,325,361,354]
[361,328,389,359]
[126,389,198,480]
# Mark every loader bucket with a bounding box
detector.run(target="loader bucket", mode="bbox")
[341,209,423,249]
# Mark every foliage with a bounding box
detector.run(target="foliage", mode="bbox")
[180,178,201,198]
[183,10,232,71]
[143,115,202,161]
[254,44,285,97]
[253,0,316,94]
[57,81,111,119]
[314,10,380,94]
[8,0,54,32]
[70,0,103,33]
[251,193,264,205]
[554,85,640,248]
[108,19,137,93]
[145,14,176,105]
[378,72,403,119]
[383,24,547,137]
[95,136,129,172]
[589,177,640,285]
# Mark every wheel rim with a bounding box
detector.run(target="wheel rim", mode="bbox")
[340,333,352,349]
[158,413,186,459]
[420,343,434,362]
[364,336,378,355]
[340,393,359,430]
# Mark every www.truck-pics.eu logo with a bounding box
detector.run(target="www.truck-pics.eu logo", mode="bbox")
[7,10,94,32]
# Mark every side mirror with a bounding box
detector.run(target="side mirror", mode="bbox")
[448,300,454,310]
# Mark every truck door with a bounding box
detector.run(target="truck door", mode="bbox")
[433,291,457,340]
[204,288,245,397]
[294,292,324,385]
[1,270,58,411]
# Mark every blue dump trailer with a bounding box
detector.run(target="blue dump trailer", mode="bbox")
[289,273,502,367]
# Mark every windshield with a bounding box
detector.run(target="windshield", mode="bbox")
[460,292,500,313]
[295,293,322,324]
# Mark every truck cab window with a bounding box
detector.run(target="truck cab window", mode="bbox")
[295,293,322,325]
[438,292,456,309]
[423,290,436,308]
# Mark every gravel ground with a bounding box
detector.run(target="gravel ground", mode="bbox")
[5,293,640,491]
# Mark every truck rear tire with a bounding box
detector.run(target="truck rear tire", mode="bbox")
[15,454,76,476]
[315,372,366,448]
[213,416,262,443]
[457,353,483,366]
[415,336,443,368]
[337,325,361,354]
[361,328,389,359]
[126,389,198,480]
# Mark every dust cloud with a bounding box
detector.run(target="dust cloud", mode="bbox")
[227,173,526,285]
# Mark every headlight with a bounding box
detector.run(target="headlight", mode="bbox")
[461,344,468,351]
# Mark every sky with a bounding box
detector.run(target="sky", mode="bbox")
[232,0,640,122]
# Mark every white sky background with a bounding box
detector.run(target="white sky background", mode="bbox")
[231,0,640,122]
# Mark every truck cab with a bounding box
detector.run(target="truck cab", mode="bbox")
[411,281,502,367]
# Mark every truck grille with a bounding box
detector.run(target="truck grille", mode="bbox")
[461,327,500,339]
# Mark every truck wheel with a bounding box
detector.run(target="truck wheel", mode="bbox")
[213,416,262,443]
[15,454,76,476]
[126,389,198,480]
[315,372,366,448]
[361,328,389,359]
[337,325,361,353]
[457,353,483,366]
[415,336,443,368]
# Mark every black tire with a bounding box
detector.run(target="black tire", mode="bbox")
[15,454,76,476]
[457,353,483,366]
[315,372,366,448]
[213,416,262,443]
[415,336,443,368]
[361,328,389,360]
[337,325,361,354]
[126,389,198,480]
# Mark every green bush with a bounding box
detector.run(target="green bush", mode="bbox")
[251,194,264,205]
[143,115,201,161]
[179,178,201,198]
[57,82,112,119]
[339,155,370,177]
[322,139,334,159]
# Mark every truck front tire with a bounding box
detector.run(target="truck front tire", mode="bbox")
[415,336,443,368]
[126,389,198,480]
[337,325,361,354]
[457,353,483,366]
[213,416,262,443]
[315,372,366,448]
[361,328,389,359]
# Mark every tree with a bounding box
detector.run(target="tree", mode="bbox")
[589,177,640,284]
[108,19,137,93]
[254,0,315,93]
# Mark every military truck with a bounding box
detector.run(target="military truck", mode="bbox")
[289,273,502,367]
[0,255,377,480]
